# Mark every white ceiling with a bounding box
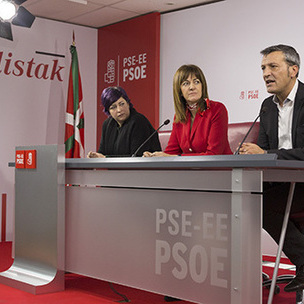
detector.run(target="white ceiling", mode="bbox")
[22,0,221,28]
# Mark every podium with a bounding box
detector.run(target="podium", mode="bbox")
[1,145,65,294]
[2,145,304,303]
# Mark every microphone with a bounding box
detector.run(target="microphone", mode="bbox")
[234,107,267,155]
[131,119,170,157]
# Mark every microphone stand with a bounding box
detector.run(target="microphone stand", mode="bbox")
[132,119,170,157]
[234,108,266,155]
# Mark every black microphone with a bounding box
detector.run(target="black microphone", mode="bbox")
[131,119,170,157]
[234,107,267,155]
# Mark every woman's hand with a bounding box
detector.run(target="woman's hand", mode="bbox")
[142,151,175,157]
[87,151,106,158]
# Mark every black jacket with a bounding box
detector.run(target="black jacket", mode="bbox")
[98,108,161,157]
[258,80,304,160]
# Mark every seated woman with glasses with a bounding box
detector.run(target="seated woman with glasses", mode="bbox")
[87,86,161,158]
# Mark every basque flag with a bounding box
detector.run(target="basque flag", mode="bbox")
[64,33,85,158]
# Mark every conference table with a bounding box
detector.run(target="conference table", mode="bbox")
[1,144,304,304]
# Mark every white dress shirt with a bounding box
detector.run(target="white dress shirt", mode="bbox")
[273,80,298,149]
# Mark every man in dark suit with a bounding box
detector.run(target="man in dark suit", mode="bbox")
[239,44,304,292]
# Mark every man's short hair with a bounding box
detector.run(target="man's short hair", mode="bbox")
[261,44,300,77]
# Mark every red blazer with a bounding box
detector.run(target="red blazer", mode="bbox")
[165,99,232,156]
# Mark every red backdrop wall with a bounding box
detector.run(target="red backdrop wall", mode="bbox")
[97,12,160,149]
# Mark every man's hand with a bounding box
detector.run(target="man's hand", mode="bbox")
[238,143,266,154]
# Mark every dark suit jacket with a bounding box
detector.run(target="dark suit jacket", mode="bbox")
[258,80,304,160]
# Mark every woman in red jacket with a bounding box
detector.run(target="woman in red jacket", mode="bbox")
[143,64,232,157]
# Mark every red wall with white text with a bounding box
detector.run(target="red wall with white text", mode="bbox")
[97,13,160,149]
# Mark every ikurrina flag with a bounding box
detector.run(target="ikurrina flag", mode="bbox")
[64,37,85,158]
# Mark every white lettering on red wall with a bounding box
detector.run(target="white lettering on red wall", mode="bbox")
[122,52,147,82]
[103,52,148,85]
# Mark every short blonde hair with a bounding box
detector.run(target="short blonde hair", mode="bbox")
[173,64,209,123]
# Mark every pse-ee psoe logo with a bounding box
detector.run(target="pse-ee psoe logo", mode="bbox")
[15,150,37,169]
